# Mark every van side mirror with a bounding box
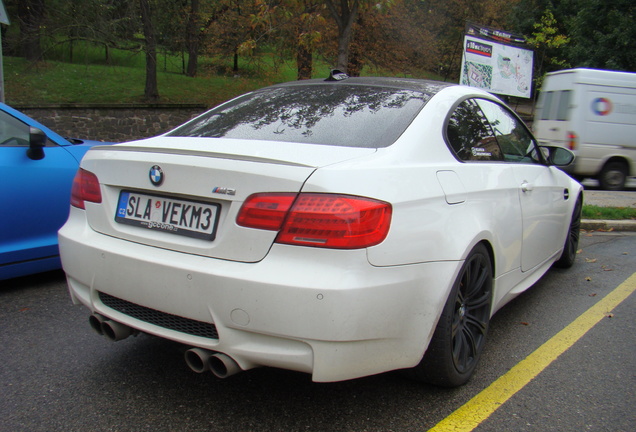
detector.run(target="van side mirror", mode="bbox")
[539,145,575,167]
[26,127,47,160]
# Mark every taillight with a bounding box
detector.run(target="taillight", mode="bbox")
[567,131,577,150]
[70,168,102,209]
[236,193,296,230]
[237,193,392,249]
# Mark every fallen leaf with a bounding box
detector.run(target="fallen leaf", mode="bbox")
[602,266,614,272]
[585,276,592,281]
[19,308,30,312]
[585,258,597,263]
[589,293,597,297]
[576,249,583,254]
[520,322,529,326]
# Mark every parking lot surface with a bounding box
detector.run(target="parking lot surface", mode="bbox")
[1,232,634,432]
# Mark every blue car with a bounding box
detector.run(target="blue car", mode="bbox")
[0,103,114,280]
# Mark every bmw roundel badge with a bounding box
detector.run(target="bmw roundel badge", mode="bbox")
[149,165,164,186]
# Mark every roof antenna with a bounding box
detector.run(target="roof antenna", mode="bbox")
[326,69,349,81]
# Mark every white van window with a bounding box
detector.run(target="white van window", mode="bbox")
[555,90,571,121]
[540,91,554,120]
[539,90,571,121]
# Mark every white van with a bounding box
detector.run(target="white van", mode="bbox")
[533,68,636,190]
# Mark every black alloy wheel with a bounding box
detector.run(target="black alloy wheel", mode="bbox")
[411,243,493,387]
[555,195,582,269]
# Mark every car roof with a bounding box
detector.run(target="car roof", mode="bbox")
[264,76,454,95]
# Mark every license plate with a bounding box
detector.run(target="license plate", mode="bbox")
[115,191,220,240]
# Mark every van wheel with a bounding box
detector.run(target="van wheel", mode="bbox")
[410,244,492,387]
[598,161,628,191]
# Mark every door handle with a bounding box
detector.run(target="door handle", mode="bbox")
[521,181,534,192]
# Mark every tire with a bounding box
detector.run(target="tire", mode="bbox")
[554,195,582,269]
[411,244,493,387]
[598,161,628,191]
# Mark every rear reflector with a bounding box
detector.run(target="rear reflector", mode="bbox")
[567,131,578,150]
[71,169,102,209]
[237,193,392,249]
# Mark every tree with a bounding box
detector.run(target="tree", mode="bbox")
[139,0,159,101]
[345,0,441,77]
[526,9,570,90]
[17,0,45,61]
[203,0,260,74]
[268,0,328,80]
[292,1,327,79]
[511,0,636,73]
[567,0,636,71]
[185,0,201,77]
[324,0,359,73]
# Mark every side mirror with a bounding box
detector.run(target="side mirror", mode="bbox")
[26,127,47,160]
[539,145,575,167]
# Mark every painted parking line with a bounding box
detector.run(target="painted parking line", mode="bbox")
[429,272,636,432]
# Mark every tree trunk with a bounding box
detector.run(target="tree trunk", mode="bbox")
[140,0,159,102]
[297,43,313,80]
[346,14,364,76]
[18,0,45,61]
[347,41,362,77]
[325,0,359,73]
[185,0,200,77]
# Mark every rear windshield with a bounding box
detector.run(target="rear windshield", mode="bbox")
[167,85,431,148]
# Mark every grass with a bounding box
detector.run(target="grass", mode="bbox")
[582,205,636,220]
[4,38,339,106]
[4,56,298,107]
[4,39,442,106]
[2,42,346,107]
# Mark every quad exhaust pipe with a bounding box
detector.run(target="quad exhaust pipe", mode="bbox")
[89,314,242,378]
[184,348,242,378]
[89,313,137,341]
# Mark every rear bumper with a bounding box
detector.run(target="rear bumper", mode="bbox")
[59,208,461,382]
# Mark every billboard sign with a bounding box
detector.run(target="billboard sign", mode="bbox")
[460,23,534,99]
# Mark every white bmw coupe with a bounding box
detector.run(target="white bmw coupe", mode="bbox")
[59,75,582,386]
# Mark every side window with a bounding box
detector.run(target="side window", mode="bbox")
[0,110,31,147]
[555,90,571,121]
[475,99,538,164]
[446,99,503,162]
[540,91,554,120]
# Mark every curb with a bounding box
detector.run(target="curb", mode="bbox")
[581,219,636,232]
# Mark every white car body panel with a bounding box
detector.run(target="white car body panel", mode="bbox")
[58,79,582,382]
[61,207,463,381]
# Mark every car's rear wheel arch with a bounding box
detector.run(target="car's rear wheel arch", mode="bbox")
[461,237,496,280]
[410,242,494,386]
[477,239,496,280]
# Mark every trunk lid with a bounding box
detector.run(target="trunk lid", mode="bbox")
[80,137,375,262]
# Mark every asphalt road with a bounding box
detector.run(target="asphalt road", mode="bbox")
[1,232,634,432]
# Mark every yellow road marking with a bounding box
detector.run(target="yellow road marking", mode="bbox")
[429,272,636,432]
